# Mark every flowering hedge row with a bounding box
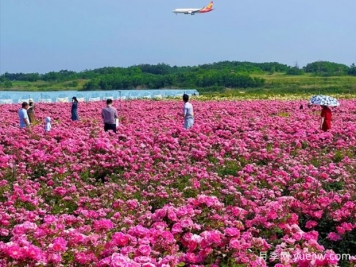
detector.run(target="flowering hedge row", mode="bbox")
[0,100,355,266]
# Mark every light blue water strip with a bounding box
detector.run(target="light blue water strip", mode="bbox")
[0,89,199,104]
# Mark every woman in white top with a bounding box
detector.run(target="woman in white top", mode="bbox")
[183,94,194,129]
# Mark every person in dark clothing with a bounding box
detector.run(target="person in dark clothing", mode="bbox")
[71,97,79,121]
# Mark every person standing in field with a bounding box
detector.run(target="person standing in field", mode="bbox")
[320,105,332,131]
[102,99,118,133]
[18,102,30,129]
[27,99,35,123]
[71,97,79,121]
[44,117,51,132]
[183,94,194,129]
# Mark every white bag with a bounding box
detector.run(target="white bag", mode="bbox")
[115,118,119,127]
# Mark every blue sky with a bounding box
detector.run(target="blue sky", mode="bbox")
[1,0,355,73]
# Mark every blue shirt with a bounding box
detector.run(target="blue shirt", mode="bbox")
[18,108,29,128]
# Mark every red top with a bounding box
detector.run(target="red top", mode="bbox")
[321,107,332,120]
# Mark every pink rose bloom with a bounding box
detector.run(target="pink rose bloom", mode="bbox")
[201,230,222,246]
[224,227,240,237]
[5,243,23,260]
[48,253,62,264]
[180,218,193,228]
[292,232,303,241]
[186,252,200,263]
[305,220,318,229]
[112,232,130,246]
[161,231,175,243]
[129,225,149,237]
[94,219,114,232]
[127,199,139,209]
[0,228,9,236]
[167,210,178,221]
[138,245,151,256]
[229,238,241,249]
[121,246,135,256]
[51,237,67,252]
[69,232,87,245]
[327,232,342,241]
[26,245,43,261]
[113,212,121,219]
[111,253,140,267]
[172,223,183,234]
[314,257,327,266]
[44,215,57,224]
[154,208,167,220]
[75,252,91,264]
[134,256,154,263]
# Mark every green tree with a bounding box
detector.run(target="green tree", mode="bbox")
[287,63,304,75]
[305,61,349,76]
[348,63,356,76]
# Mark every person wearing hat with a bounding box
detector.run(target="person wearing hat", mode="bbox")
[27,99,35,123]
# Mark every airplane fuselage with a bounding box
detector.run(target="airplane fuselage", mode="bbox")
[172,8,201,15]
[172,1,213,15]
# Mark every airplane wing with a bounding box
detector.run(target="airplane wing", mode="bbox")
[191,9,201,14]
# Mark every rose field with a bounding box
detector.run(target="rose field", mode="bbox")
[0,99,356,267]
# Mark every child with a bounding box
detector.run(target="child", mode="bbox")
[44,117,51,132]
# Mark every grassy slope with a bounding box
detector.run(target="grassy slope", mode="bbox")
[1,74,356,96]
[1,79,88,91]
[205,73,356,97]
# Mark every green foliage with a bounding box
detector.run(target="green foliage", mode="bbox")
[286,66,304,75]
[174,175,192,192]
[304,61,349,76]
[66,81,78,87]
[348,63,356,76]
[183,188,198,198]
[322,181,344,192]
[2,61,356,93]
[4,80,13,88]
[333,150,345,163]
[217,160,241,177]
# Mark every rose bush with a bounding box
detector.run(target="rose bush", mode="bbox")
[0,99,355,266]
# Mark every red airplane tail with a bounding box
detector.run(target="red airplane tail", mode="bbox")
[199,1,213,13]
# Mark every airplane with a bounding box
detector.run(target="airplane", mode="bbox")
[172,1,214,15]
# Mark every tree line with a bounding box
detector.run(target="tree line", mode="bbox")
[1,61,355,90]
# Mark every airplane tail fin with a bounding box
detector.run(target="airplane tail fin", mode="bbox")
[200,1,213,12]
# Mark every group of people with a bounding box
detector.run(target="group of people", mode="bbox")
[98,94,195,133]
[18,99,51,132]
[18,94,195,133]
[18,94,333,133]
[18,100,52,132]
